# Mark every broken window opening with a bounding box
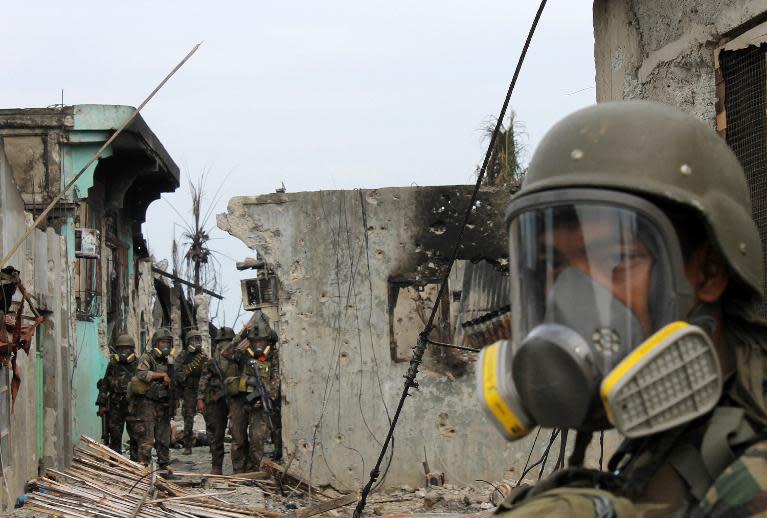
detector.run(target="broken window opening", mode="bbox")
[241,270,279,310]
[74,256,101,321]
[387,280,469,377]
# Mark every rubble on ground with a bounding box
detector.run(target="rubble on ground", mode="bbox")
[12,434,512,517]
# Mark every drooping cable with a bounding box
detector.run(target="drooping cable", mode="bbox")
[353,2,548,515]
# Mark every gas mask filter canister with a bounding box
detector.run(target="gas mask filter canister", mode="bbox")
[478,321,722,440]
[600,321,722,438]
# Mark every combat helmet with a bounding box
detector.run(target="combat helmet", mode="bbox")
[516,100,763,298]
[113,334,136,363]
[150,327,173,357]
[214,326,235,343]
[186,329,203,352]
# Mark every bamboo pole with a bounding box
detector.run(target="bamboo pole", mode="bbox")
[0,43,201,270]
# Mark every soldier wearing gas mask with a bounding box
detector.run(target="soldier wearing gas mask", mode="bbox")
[478,101,767,516]
[175,329,208,454]
[96,334,139,460]
[129,327,174,469]
[197,326,237,475]
[223,319,278,473]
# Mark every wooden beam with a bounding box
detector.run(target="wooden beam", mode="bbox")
[152,267,223,300]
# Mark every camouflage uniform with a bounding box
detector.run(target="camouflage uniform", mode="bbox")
[130,349,172,468]
[197,328,236,474]
[96,353,138,460]
[269,346,283,461]
[224,334,277,473]
[175,343,208,452]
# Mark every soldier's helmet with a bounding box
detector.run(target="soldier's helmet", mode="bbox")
[517,100,762,299]
[113,334,136,363]
[115,334,135,349]
[186,329,203,351]
[215,326,235,343]
[150,327,173,356]
[248,319,278,344]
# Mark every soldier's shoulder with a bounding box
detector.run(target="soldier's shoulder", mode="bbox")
[694,439,767,516]
[137,352,154,368]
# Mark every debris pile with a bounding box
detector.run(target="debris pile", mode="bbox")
[18,436,353,518]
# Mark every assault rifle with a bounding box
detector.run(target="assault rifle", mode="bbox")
[245,359,276,430]
[167,354,176,414]
[95,379,110,445]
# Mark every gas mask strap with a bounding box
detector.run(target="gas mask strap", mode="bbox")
[567,430,593,468]
[553,429,569,471]
[688,302,719,337]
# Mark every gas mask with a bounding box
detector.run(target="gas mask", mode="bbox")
[113,349,136,364]
[153,340,172,361]
[187,338,202,353]
[478,189,723,439]
[247,342,270,362]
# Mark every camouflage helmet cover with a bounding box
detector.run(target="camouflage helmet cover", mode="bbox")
[516,100,763,297]
[151,327,173,348]
[115,334,135,349]
[186,329,203,344]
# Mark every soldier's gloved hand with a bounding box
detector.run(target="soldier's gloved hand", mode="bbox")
[197,399,206,414]
[97,406,107,417]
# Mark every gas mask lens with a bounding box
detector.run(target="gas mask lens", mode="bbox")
[481,190,696,435]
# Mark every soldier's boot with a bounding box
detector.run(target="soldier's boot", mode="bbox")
[211,465,223,475]
[183,432,193,455]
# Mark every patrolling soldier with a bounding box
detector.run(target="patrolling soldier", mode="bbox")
[223,319,278,473]
[175,329,208,455]
[197,326,236,475]
[479,101,767,516]
[128,327,174,471]
[96,334,139,460]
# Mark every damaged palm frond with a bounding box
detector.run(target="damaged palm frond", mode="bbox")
[179,172,220,298]
[479,111,526,190]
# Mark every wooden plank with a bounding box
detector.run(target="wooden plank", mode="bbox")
[286,493,359,518]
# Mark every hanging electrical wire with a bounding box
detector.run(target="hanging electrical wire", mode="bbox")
[353,2,548,515]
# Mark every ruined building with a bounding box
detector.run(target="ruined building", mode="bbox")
[0,105,179,507]
[218,186,541,489]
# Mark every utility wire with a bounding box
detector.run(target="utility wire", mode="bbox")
[353,2,548,515]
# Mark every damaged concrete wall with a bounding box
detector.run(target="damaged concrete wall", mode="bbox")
[219,186,558,489]
[593,0,767,121]
[0,144,71,510]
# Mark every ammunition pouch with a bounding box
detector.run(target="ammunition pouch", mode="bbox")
[146,382,169,402]
[128,378,149,398]
[224,376,241,397]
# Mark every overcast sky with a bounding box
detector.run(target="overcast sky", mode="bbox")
[2,1,596,327]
